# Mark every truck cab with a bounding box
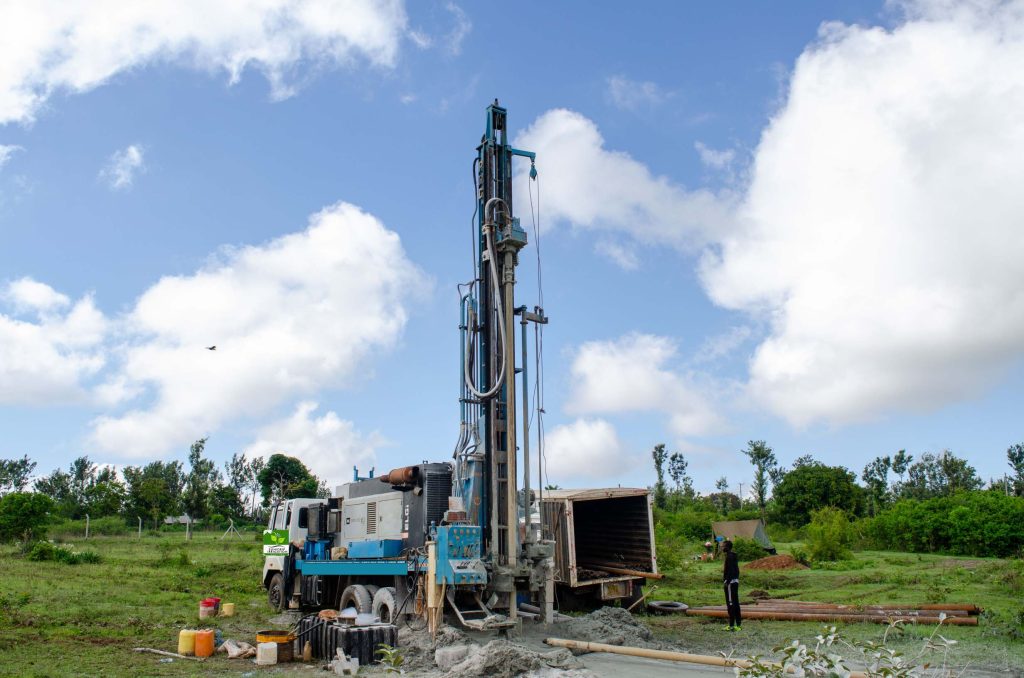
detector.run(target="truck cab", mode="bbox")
[262,497,320,610]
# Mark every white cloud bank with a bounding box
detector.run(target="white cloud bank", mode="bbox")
[91,202,426,457]
[567,334,723,437]
[99,144,145,190]
[0,278,106,405]
[244,401,381,489]
[543,418,630,484]
[0,0,409,125]
[521,0,1024,429]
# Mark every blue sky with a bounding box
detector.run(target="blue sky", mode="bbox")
[1,0,1022,495]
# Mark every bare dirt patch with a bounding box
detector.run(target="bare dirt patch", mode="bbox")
[745,555,809,571]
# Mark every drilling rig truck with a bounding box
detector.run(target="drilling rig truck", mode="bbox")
[261,102,657,628]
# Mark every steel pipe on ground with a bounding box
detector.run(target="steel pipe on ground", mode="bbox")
[543,638,869,677]
[686,608,978,625]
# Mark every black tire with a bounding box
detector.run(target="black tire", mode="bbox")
[268,573,285,612]
[372,587,398,623]
[647,600,689,614]
[340,584,373,613]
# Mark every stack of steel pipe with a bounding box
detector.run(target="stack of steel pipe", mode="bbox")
[685,599,980,625]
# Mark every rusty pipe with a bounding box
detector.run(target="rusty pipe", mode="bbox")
[379,465,419,485]
[685,609,977,625]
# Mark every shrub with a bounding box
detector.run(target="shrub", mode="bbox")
[864,491,1024,557]
[0,492,55,545]
[731,537,767,561]
[52,516,130,537]
[790,546,810,567]
[27,541,56,561]
[656,509,720,542]
[806,507,853,562]
[26,541,100,565]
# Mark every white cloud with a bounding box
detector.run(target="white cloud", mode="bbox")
[699,0,1024,426]
[543,418,631,484]
[694,141,736,170]
[244,401,381,489]
[0,145,22,169]
[594,240,639,270]
[0,0,409,124]
[606,75,665,111]
[99,144,145,190]
[91,201,427,457]
[693,326,752,364]
[4,276,70,312]
[444,2,472,56]
[514,109,734,249]
[567,333,723,437]
[0,278,107,405]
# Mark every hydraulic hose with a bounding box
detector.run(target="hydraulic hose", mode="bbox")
[463,223,507,400]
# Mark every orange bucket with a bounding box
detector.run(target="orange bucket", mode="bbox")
[194,629,215,658]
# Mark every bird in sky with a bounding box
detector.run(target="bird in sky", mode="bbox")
[206,346,216,351]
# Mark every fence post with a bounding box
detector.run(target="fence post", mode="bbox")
[138,516,143,538]
[186,514,192,541]
[85,514,90,540]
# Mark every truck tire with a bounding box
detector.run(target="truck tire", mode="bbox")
[647,600,688,614]
[340,584,373,613]
[364,584,380,600]
[372,587,398,623]
[268,573,285,612]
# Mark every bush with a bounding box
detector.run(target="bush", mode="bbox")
[789,546,810,567]
[863,491,1024,557]
[656,509,720,542]
[731,537,767,561]
[806,507,853,562]
[0,492,55,545]
[26,541,101,565]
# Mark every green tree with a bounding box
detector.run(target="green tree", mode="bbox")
[805,507,853,561]
[69,456,97,514]
[247,456,266,517]
[667,452,693,497]
[84,471,127,517]
[861,455,892,516]
[258,454,319,505]
[208,485,244,519]
[182,438,221,520]
[0,456,37,496]
[891,449,912,483]
[123,461,185,528]
[33,469,73,515]
[772,463,864,526]
[651,444,668,509]
[742,440,777,519]
[897,451,981,499]
[1007,443,1024,496]
[0,492,55,546]
[714,476,730,512]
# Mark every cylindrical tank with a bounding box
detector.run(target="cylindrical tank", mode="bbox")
[177,629,196,656]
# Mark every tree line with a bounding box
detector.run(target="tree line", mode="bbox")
[0,440,332,539]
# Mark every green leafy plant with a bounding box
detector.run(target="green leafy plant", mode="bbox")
[806,507,853,562]
[731,537,767,561]
[376,643,404,674]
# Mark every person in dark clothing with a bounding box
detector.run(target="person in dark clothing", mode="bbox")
[722,539,741,631]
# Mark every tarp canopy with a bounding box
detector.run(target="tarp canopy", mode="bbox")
[712,519,775,552]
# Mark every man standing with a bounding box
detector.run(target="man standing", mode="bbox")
[722,539,741,631]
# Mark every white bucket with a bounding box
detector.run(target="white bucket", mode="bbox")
[256,641,278,665]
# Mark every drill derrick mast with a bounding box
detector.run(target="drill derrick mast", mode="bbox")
[456,100,550,617]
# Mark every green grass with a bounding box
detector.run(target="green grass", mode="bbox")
[0,532,281,677]
[2,533,1021,675]
[645,542,1024,673]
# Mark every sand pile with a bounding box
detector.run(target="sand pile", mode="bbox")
[745,554,809,571]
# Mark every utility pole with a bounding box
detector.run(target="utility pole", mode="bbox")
[738,483,744,508]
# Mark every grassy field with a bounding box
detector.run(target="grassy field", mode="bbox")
[1,532,1022,676]
[647,543,1024,674]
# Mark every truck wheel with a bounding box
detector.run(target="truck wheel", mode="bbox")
[372,587,398,623]
[340,584,372,613]
[268,573,285,612]
[364,584,380,600]
[648,600,689,614]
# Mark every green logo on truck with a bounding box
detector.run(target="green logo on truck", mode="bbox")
[263,529,289,555]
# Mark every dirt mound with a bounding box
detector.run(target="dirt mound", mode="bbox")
[559,606,655,649]
[444,642,585,678]
[746,554,809,571]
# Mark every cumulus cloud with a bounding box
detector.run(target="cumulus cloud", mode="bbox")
[0,0,409,124]
[514,109,734,249]
[699,0,1024,426]
[567,334,723,437]
[91,201,426,457]
[606,75,665,111]
[543,418,631,483]
[244,401,381,489]
[99,145,145,190]
[0,278,107,405]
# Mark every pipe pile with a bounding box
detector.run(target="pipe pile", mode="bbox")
[685,599,981,626]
